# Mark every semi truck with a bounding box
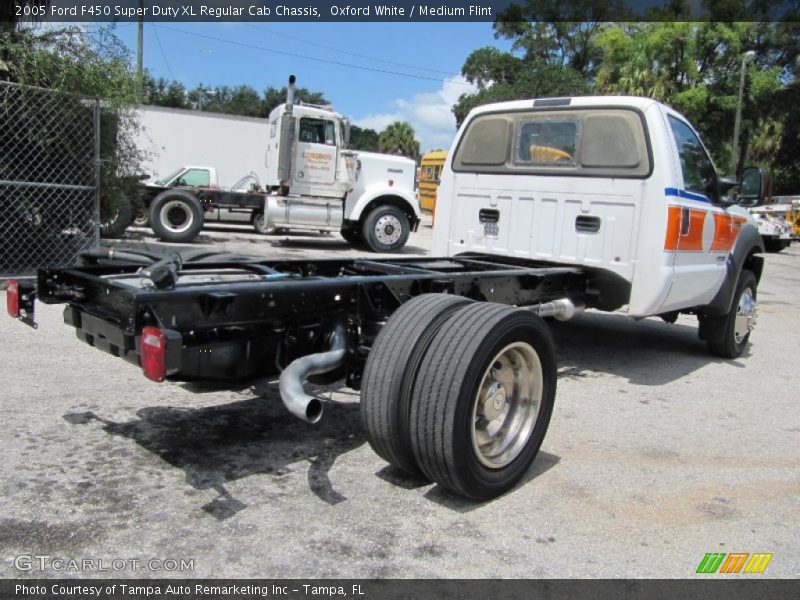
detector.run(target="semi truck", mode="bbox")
[136,77,420,253]
[7,95,764,501]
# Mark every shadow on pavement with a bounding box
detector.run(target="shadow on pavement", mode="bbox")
[63,389,365,519]
[549,312,747,386]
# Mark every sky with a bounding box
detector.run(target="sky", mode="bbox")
[100,22,513,152]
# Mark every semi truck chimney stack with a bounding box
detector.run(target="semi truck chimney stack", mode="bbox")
[277,75,298,189]
[286,75,296,113]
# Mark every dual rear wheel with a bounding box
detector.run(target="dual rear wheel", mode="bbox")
[361,294,557,501]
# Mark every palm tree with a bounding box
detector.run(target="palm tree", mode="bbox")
[379,121,420,160]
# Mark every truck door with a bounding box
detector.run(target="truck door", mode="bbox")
[662,114,730,308]
[295,117,337,186]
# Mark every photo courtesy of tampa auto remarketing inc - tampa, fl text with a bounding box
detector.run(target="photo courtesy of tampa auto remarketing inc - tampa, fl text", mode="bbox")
[0,0,798,598]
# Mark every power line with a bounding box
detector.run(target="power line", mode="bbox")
[151,22,176,80]
[243,23,458,77]
[153,24,473,86]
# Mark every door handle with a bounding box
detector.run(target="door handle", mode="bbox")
[575,215,601,232]
[479,208,499,223]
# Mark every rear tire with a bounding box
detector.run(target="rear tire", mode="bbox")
[703,269,757,358]
[410,303,557,500]
[252,212,270,235]
[132,206,150,227]
[150,190,204,243]
[361,294,473,476]
[99,190,132,239]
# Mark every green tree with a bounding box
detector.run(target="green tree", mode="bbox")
[349,125,380,152]
[261,85,329,117]
[379,122,420,159]
[454,13,798,190]
[143,73,189,109]
[0,25,147,232]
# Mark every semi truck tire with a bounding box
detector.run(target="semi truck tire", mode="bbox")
[132,206,150,227]
[340,227,363,247]
[362,205,411,253]
[763,238,789,253]
[410,303,557,501]
[252,212,271,235]
[703,269,757,358]
[361,294,473,476]
[99,190,133,239]
[150,190,204,243]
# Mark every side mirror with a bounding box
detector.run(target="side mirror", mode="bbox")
[343,118,351,147]
[739,166,768,207]
[713,177,741,207]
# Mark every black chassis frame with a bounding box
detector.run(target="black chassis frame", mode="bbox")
[141,183,267,214]
[33,254,591,389]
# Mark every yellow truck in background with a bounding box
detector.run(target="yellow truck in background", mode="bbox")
[418,150,447,213]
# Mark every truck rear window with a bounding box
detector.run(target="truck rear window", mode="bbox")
[453,108,650,178]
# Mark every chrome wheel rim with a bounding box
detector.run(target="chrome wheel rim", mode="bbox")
[374,214,402,246]
[159,201,193,234]
[254,214,267,233]
[133,208,149,227]
[471,342,542,469]
[734,286,757,344]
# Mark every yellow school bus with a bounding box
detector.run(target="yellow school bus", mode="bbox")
[418,150,447,212]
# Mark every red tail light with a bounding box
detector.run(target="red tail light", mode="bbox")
[7,279,19,318]
[141,326,167,382]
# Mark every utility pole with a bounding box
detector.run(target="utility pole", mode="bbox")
[731,50,756,178]
[136,0,144,101]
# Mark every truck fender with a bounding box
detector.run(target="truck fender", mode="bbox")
[702,224,764,317]
[347,187,420,227]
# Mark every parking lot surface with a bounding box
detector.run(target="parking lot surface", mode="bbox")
[2,217,798,578]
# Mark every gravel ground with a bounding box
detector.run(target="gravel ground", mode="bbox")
[1,216,798,579]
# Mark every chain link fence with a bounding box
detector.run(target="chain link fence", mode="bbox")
[0,81,100,278]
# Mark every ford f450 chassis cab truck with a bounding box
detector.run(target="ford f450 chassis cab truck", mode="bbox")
[7,95,763,501]
[141,76,420,253]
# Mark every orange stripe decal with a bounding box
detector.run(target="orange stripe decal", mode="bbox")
[710,214,746,252]
[665,206,682,250]
[681,209,706,251]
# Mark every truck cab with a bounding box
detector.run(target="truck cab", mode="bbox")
[433,96,763,326]
[264,103,354,200]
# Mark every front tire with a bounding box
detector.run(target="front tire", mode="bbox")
[150,190,204,243]
[410,303,557,500]
[362,205,410,253]
[361,294,473,476]
[702,269,757,358]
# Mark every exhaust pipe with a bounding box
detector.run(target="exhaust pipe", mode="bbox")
[279,323,346,424]
[277,75,297,188]
[286,74,296,110]
[527,298,584,321]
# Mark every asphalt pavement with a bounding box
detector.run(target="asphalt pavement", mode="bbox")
[1,216,798,578]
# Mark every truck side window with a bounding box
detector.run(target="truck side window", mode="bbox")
[455,116,511,166]
[177,169,211,187]
[299,118,336,146]
[668,115,717,197]
[516,119,577,165]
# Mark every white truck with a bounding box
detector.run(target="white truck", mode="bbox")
[8,95,764,501]
[739,167,794,253]
[138,77,420,252]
